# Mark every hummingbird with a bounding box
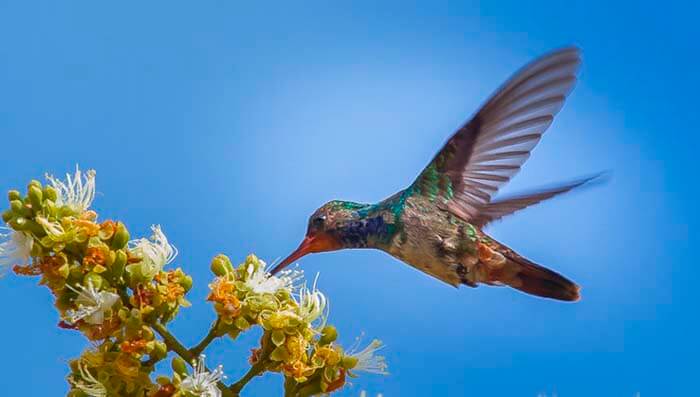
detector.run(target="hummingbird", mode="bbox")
[272,47,598,301]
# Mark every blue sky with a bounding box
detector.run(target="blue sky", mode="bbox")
[0,1,697,396]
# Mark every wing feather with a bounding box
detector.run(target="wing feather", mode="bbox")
[470,174,605,227]
[412,47,582,222]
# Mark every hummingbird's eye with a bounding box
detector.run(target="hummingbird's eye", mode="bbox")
[311,215,326,228]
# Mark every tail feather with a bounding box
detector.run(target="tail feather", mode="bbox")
[486,246,580,301]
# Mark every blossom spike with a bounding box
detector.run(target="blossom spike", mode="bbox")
[45,165,96,213]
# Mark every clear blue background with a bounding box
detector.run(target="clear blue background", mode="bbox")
[1,1,696,396]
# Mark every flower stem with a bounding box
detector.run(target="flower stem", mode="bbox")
[152,322,193,361]
[151,322,235,397]
[190,317,221,357]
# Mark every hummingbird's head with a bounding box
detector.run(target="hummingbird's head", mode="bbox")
[271,200,368,274]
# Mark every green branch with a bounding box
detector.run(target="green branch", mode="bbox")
[152,322,193,361]
[152,322,234,397]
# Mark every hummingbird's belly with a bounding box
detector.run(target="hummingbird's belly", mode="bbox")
[388,238,462,286]
[386,197,479,286]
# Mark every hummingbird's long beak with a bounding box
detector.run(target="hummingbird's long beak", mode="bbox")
[270,233,341,275]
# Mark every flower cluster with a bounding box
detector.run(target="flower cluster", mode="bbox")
[67,341,156,397]
[1,168,190,395]
[207,255,387,395]
[2,167,387,397]
[207,254,304,338]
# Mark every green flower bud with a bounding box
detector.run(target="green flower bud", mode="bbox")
[341,355,359,370]
[10,199,23,214]
[210,254,233,276]
[125,312,143,336]
[69,264,83,280]
[10,217,27,231]
[111,250,127,279]
[156,376,171,386]
[55,263,69,279]
[227,329,241,340]
[234,316,250,330]
[28,185,43,209]
[216,318,233,334]
[110,223,130,250]
[28,179,42,190]
[118,308,130,321]
[270,346,290,362]
[179,275,193,292]
[245,253,260,267]
[43,186,58,202]
[125,263,146,283]
[8,190,21,201]
[171,356,188,376]
[2,210,13,222]
[142,326,155,340]
[83,273,105,290]
[271,330,286,346]
[319,325,338,345]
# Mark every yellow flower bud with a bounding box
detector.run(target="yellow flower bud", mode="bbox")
[319,325,338,345]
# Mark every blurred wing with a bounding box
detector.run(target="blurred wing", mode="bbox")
[412,47,581,222]
[470,174,605,227]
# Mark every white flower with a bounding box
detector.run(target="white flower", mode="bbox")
[36,216,67,239]
[65,281,120,325]
[45,166,96,213]
[69,362,107,397]
[295,275,328,327]
[346,337,388,375]
[245,259,303,294]
[180,354,226,397]
[129,225,177,279]
[0,229,33,274]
